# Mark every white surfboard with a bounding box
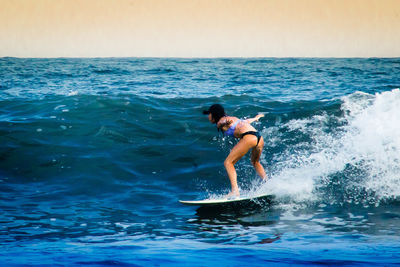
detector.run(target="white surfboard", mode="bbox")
[179,193,273,207]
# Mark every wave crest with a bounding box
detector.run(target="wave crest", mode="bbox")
[260,89,400,206]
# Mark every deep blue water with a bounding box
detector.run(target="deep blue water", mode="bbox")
[1,57,400,266]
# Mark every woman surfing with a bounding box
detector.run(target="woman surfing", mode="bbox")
[203,104,267,198]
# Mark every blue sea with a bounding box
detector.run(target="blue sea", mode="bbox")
[1,57,400,266]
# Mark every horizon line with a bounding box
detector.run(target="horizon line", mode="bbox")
[2,56,400,59]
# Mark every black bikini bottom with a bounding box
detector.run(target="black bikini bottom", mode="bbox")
[240,131,261,146]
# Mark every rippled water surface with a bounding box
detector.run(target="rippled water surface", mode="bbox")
[1,58,400,265]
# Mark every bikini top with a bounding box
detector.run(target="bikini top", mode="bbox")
[224,119,242,137]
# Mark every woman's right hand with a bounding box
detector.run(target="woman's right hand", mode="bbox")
[254,114,265,121]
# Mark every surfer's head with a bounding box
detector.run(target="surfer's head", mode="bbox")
[203,104,225,124]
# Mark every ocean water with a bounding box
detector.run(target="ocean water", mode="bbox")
[1,57,400,266]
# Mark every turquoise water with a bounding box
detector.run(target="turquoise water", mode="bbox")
[1,57,400,265]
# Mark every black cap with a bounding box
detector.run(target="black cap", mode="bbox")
[203,104,224,115]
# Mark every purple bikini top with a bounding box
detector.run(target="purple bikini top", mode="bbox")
[224,119,242,137]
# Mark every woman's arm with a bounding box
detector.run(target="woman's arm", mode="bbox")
[245,114,264,124]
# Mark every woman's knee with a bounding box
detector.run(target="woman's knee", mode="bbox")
[251,158,258,166]
[225,157,238,167]
[224,158,232,167]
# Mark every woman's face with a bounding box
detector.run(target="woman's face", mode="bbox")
[208,113,214,123]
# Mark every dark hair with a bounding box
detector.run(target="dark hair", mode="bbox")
[203,104,226,124]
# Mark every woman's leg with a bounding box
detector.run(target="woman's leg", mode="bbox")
[251,137,267,180]
[224,137,253,197]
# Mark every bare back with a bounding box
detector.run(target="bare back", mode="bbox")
[218,116,257,138]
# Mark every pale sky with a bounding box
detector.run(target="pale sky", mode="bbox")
[1,0,400,57]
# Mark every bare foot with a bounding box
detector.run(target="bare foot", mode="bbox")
[226,191,240,199]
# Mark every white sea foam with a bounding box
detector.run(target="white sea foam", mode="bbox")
[257,89,400,206]
[67,90,78,96]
